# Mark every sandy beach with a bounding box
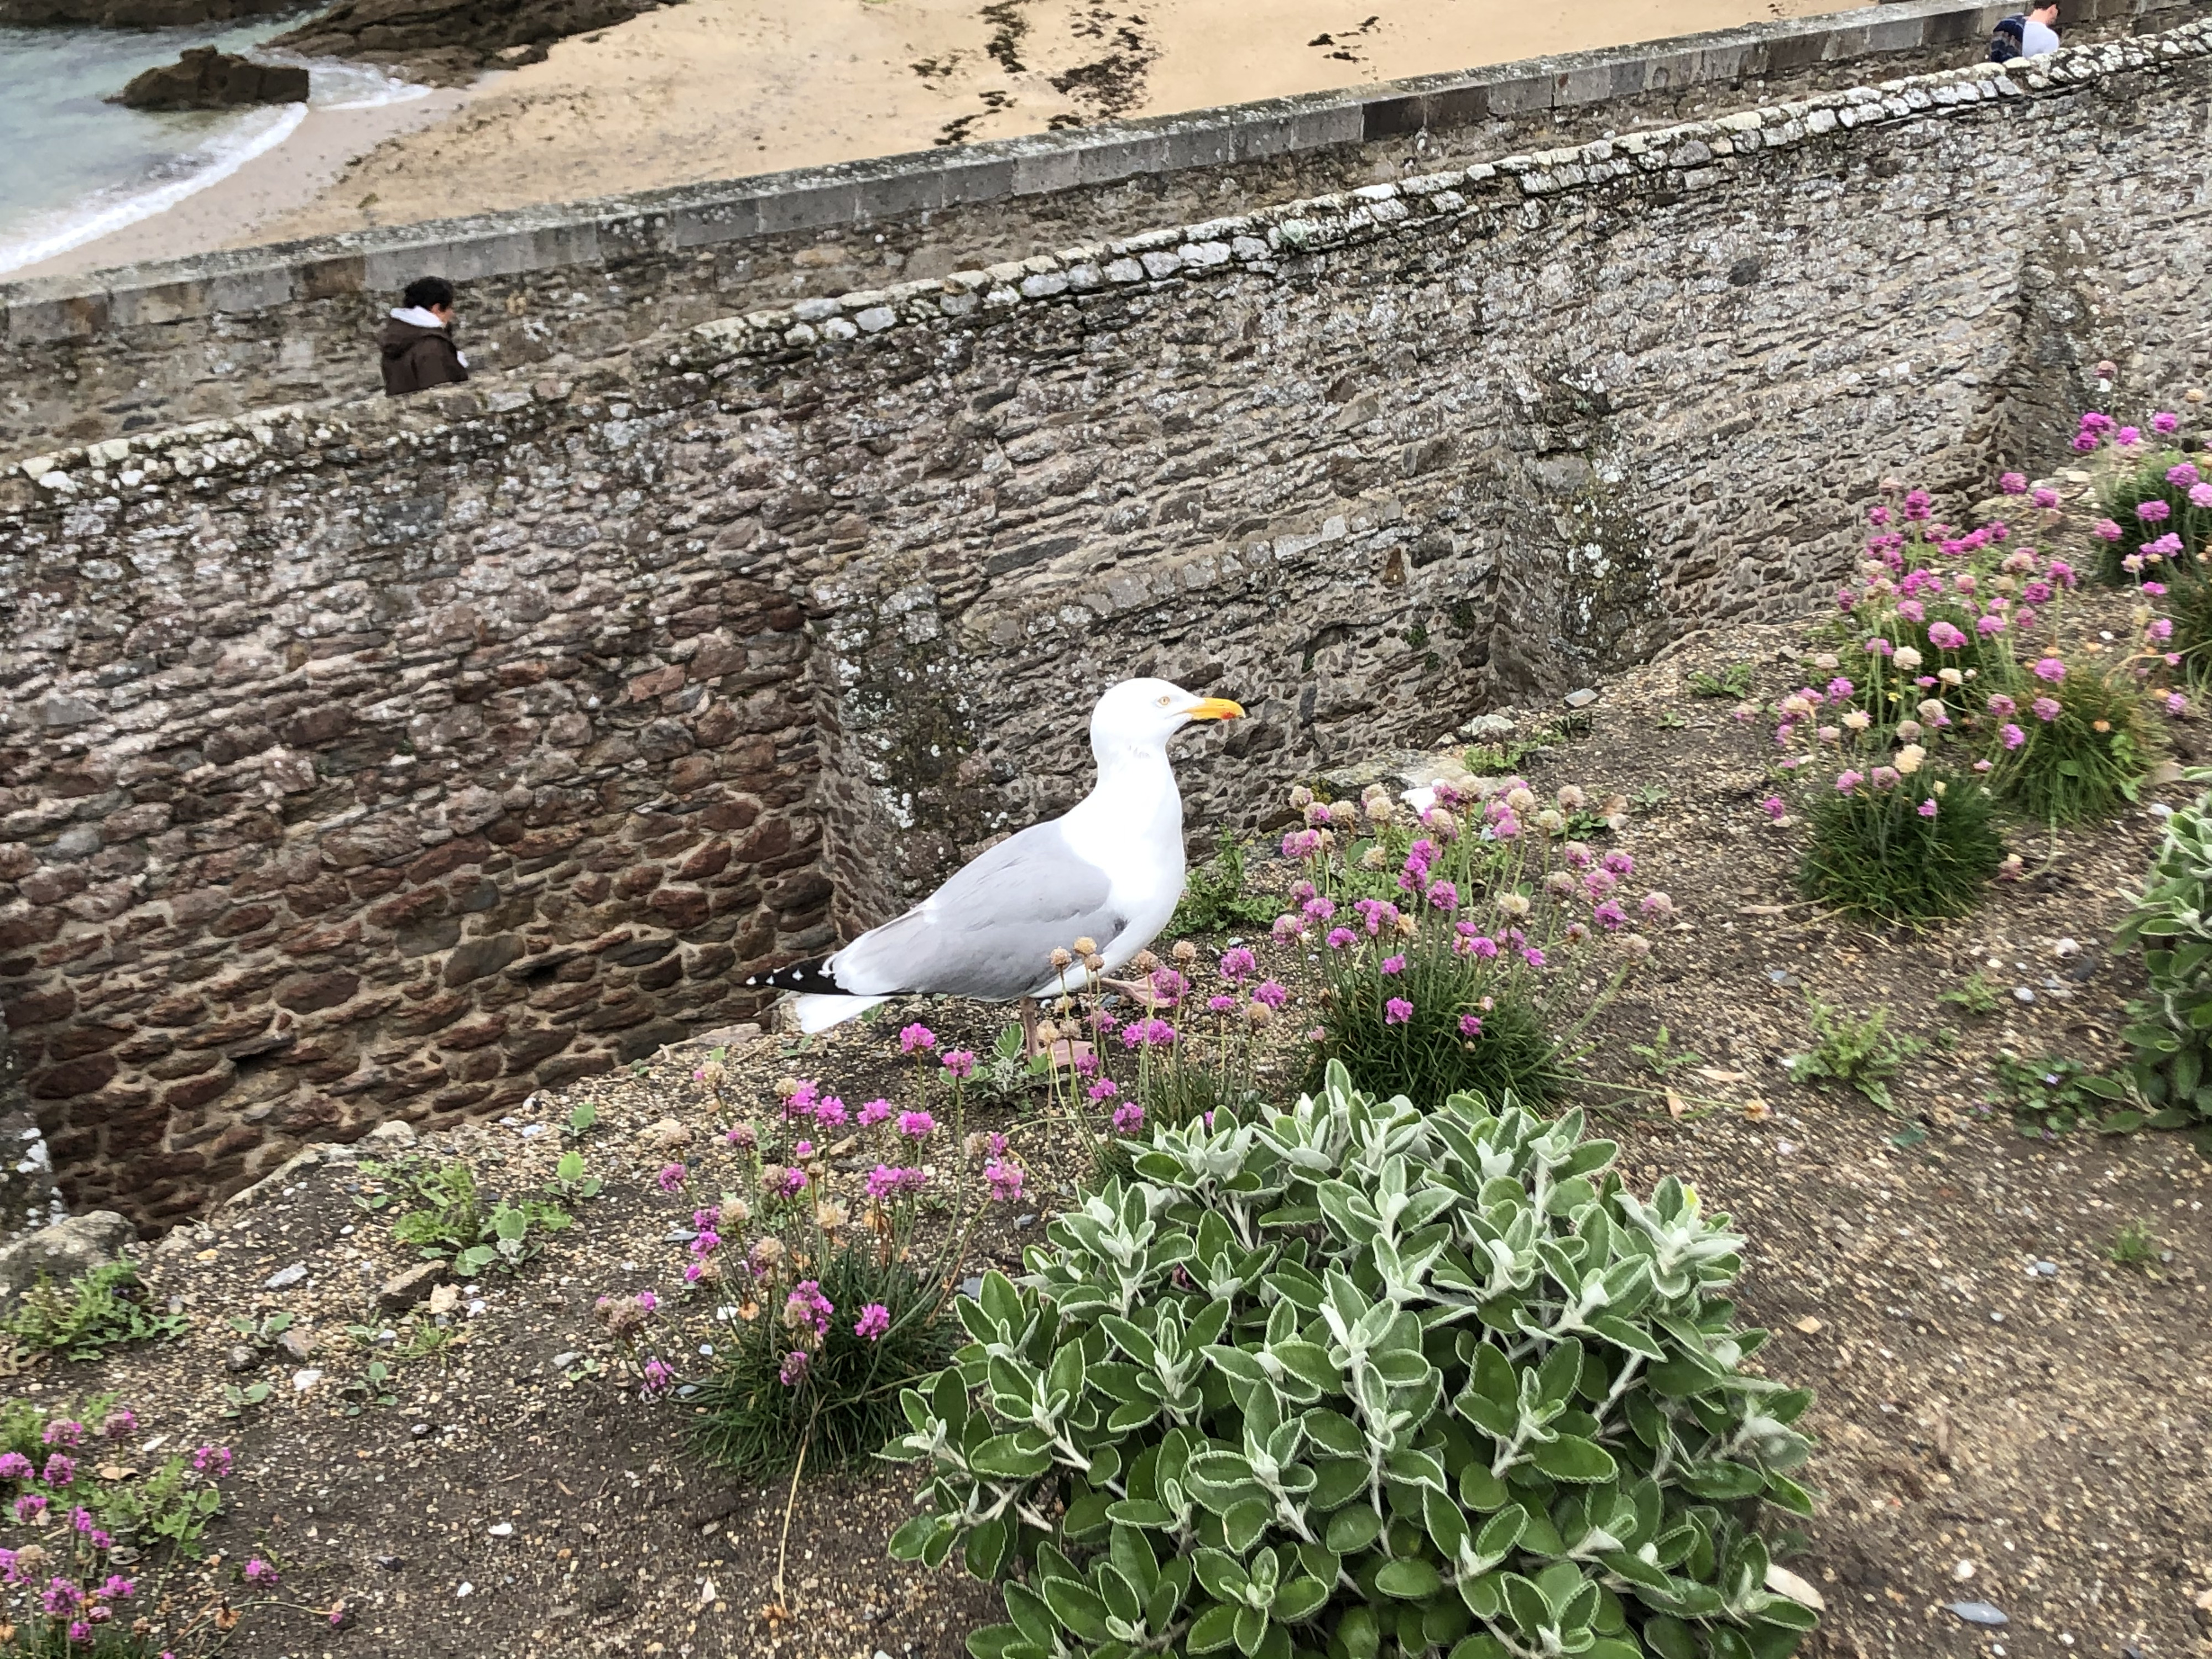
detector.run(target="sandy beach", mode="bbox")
[27,0,1844,280]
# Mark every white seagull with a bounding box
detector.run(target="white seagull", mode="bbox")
[747,678,1244,1039]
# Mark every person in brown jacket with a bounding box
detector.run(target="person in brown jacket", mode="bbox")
[380,276,470,395]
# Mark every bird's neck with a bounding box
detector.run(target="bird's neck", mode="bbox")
[1063,741,1184,859]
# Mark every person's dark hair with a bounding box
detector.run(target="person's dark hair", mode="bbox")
[402,275,456,311]
[2028,1,2059,17]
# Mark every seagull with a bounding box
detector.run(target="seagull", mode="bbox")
[745,678,1244,1042]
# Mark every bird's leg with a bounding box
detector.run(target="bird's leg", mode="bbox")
[1019,996,1042,1060]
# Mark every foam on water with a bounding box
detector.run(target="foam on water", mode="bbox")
[0,23,429,280]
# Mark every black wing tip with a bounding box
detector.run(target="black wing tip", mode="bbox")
[741,956,846,995]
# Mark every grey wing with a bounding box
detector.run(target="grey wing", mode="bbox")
[829,820,1131,1000]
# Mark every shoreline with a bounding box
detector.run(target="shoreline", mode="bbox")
[17,0,1851,282]
[7,83,467,282]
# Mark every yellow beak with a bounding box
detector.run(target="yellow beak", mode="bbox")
[1186,697,1245,722]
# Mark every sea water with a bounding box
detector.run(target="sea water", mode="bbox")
[0,18,427,277]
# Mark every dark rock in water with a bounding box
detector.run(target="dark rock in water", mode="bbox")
[0,0,290,25]
[110,47,311,111]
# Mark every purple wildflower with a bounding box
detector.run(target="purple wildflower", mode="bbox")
[941,1050,976,1080]
[1384,998,1413,1026]
[899,1024,936,1054]
[656,1163,686,1194]
[854,1304,890,1342]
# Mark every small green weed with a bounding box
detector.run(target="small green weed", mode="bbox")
[4,1261,185,1363]
[547,1147,602,1203]
[1627,784,1673,813]
[1687,662,1754,698]
[368,1157,572,1276]
[1464,737,1538,774]
[2107,1218,2158,1269]
[1939,971,2002,1018]
[1168,829,1281,936]
[1630,1024,1704,1079]
[1655,708,1690,731]
[1990,1052,2131,1138]
[563,1099,600,1141]
[338,1359,399,1416]
[1785,997,1921,1110]
[220,1380,273,1418]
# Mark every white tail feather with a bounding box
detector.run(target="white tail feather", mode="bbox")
[791,992,890,1034]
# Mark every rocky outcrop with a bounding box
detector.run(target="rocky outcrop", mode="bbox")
[269,0,674,84]
[0,0,291,25]
[109,48,310,111]
[0,1210,133,1306]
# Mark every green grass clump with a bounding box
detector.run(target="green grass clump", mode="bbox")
[1797,770,2005,925]
[693,1246,954,1478]
[1995,665,2158,826]
[1305,980,1569,1111]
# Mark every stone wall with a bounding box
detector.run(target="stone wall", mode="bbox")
[7,24,2212,1222]
[1,0,2191,458]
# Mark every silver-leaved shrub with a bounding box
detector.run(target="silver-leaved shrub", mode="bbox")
[885,1063,1819,1659]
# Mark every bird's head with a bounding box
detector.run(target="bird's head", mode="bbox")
[1090,678,1244,755]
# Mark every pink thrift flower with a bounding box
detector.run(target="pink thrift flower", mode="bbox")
[244,1558,278,1587]
[1379,954,1406,976]
[2137,499,2171,524]
[2152,410,2180,435]
[1917,799,1939,818]
[2001,723,2025,750]
[1253,978,1288,1009]
[656,1163,686,1194]
[857,1098,891,1126]
[1458,1014,1484,1039]
[776,1351,809,1387]
[1110,1102,1145,1134]
[1999,471,2027,495]
[1086,1077,1118,1102]
[643,1357,676,1396]
[1927,621,1966,651]
[2032,656,2065,683]
[40,1454,74,1486]
[941,1050,976,1080]
[1384,998,1413,1026]
[2032,697,2062,722]
[854,1303,891,1341]
[1218,945,1256,981]
[984,1160,1025,1203]
[1760,795,1786,822]
[899,1024,936,1054]
[2167,693,2189,716]
[1835,770,1864,795]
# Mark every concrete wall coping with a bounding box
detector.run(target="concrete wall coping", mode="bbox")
[1,0,2187,349]
[7,14,2206,492]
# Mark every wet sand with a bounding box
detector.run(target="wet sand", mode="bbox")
[28,0,1843,281]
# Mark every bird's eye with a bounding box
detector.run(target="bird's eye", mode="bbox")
[1157,696,1172,706]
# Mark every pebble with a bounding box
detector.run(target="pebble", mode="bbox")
[2012,986,2036,1005]
[1563,688,1599,709]
[1949,1601,2009,1627]
[1989,1311,2005,1324]
[1953,1559,1977,1580]
[456,1582,474,1598]
[1013,1213,1037,1229]
[488,1523,514,1538]
[957,1276,984,1298]
[1766,969,1802,988]
[551,1351,581,1370]
[291,1368,322,1392]
[2032,1260,2059,1277]
[225,1345,260,1374]
[264,1264,308,1290]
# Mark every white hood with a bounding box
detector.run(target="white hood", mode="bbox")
[389,306,446,328]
